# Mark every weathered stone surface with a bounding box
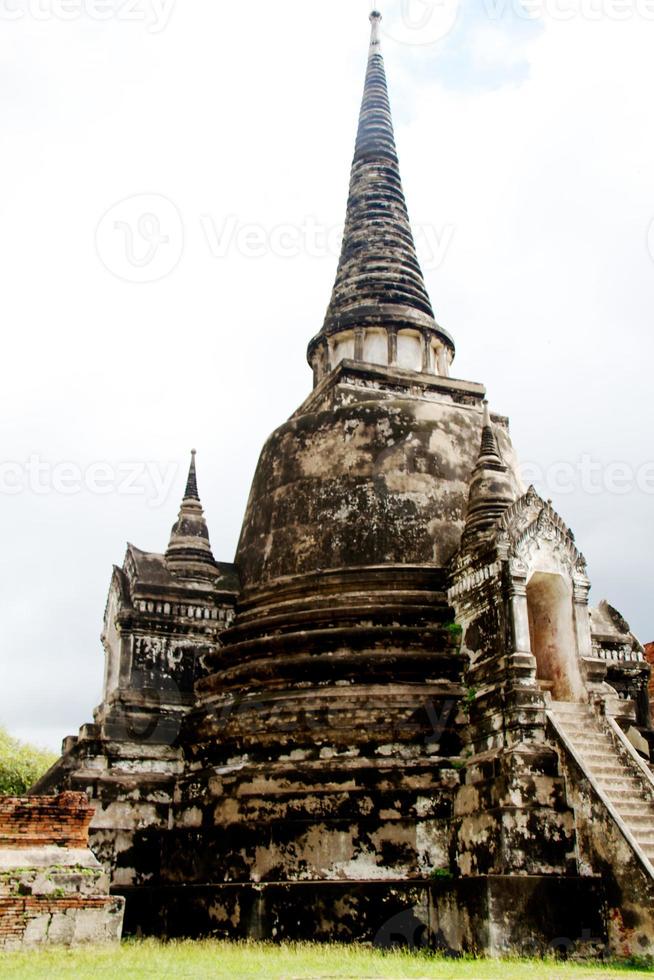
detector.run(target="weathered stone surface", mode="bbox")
[0,794,124,950]
[22,9,653,962]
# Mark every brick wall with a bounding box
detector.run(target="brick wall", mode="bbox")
[0,896,117,945]
[646,643,654,713]
[0,792,124,948]
[0,793,92,849]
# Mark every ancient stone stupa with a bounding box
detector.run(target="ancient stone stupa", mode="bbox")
[33,11,654,958]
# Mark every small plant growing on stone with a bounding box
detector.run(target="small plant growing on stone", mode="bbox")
[462,687,478,718]
[429,867,453,881]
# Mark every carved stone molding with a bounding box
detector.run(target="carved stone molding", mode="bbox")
[498,487,588,585]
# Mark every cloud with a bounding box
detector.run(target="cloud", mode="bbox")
[389,0,543,94]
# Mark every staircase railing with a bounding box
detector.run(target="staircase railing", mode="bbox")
[546,709,654,880]
[606,715,654,801]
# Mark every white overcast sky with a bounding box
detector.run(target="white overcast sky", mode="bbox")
[1,0,653,751]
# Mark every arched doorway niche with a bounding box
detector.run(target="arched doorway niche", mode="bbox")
[526,571,586,702]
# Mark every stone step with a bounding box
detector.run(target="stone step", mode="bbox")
[613,813,654,828]
[584,755,625,768]
[559,723,605,736]
[613,802,654,817]
[580,749,617,762]
[586,762,626,777]
[550,702,594,716]
[581,764,620,776]
[597,783,645,799]
[552,704,654,877]
[556,721,604,736]
[631,826,654,840]
[576,746,615,758]
[607,794,654,820]
[595,772,642,786]
[609,799,648,811]
[608,799,648,813]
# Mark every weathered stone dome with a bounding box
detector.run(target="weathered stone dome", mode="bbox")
[236,369,511,592]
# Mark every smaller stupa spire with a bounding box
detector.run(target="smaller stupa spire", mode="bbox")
[463,403,516,541]
[184,449,200,501]
[166,451,217,583]
[479,402,504,466]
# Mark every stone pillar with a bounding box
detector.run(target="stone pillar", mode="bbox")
[572,574,593,661]
[387,328,398,367]
[509,572,531,654]
[421,332,431,373]
[354,327,365,361]
[438,347,450,378]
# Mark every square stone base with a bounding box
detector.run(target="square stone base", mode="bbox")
[119,875,607,957]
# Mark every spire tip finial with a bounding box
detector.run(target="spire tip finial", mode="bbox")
[370,8,382,45]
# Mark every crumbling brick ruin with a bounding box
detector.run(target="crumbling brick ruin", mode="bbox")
[0,794,123,949]
[21,10,654,959]
[646,644,654,717]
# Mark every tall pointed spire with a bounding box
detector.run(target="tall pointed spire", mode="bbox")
[463,404,516,541]
[307,11,454,384]
[184,449,200,501]
[166,451,217,583]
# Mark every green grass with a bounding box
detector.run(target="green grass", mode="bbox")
[1,940,653,979]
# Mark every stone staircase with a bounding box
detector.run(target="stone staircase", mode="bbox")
[548,701,654,873]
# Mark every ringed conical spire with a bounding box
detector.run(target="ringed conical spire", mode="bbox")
[463,404,516,541]
[183,448,200,501]
[166,451,217,583]
[308,11,454,384]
